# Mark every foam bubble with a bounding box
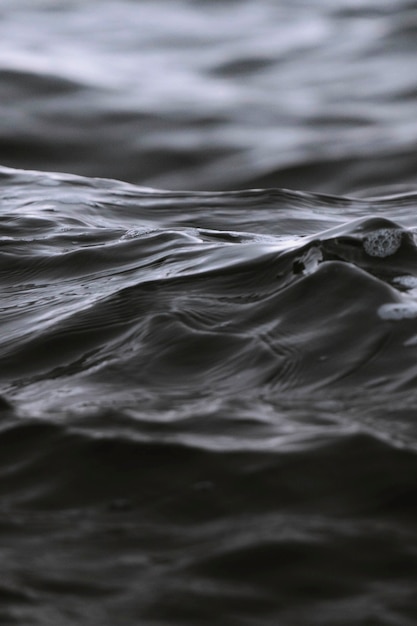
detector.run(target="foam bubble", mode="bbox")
[393,275,417,288]
[363,229,402,258]
[378,302,417,320]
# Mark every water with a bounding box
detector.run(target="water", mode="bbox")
[1,1,417,625]
[2,0,417,193]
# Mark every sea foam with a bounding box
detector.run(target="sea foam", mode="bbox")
[363,229,402,258]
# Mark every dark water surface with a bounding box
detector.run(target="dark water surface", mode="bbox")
[2,167,417,625]
[2,0,417,625]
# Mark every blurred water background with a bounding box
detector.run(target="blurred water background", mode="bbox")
[1,0,417,193]
[2,1,417,625]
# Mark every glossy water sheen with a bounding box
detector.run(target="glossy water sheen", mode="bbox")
[2,0,417,624]
[1,166,417,625]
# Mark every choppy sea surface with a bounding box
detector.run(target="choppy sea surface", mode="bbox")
[2,1,417,625]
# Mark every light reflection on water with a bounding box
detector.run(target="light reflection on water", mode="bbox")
[0,0,416,192]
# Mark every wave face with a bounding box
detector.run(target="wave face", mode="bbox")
[2,166,417,624]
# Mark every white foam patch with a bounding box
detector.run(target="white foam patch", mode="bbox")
[363,229,402,258]
[120,227,156,240]
[393,275,417,288]
[295,246,323,275]
[378,302,417,320]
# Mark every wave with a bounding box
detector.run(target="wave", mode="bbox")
[2,167,417,405]
[1,166,417,458]
[2,166,417,625]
